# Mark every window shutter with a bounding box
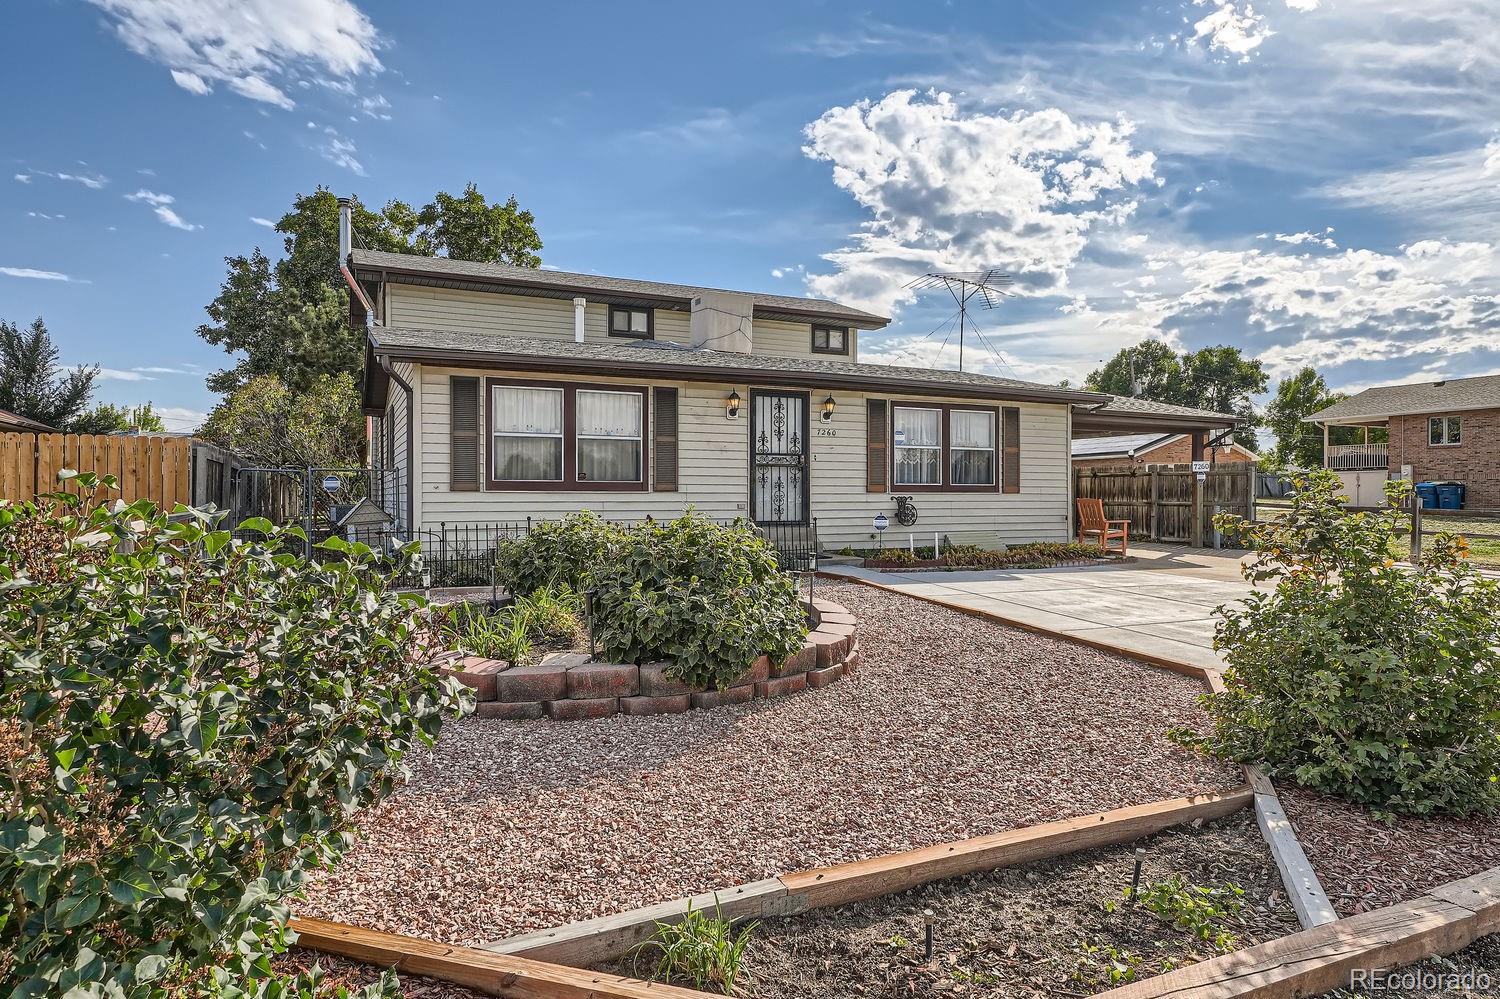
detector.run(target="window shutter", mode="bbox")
[866,399,888,493]
[1001,406,1021,494]
[449,376,480,491]
[653,387,679,491]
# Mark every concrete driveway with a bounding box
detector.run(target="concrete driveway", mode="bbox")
[821,544,1257,671]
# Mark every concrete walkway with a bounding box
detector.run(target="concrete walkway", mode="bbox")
[821,544,1257,671]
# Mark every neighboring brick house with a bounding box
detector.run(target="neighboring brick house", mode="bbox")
[1305,373,1500,509]
[1071,432,1255,470]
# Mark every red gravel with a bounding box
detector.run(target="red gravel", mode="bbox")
[1279,785,1500,916]
[298,580,1242,945]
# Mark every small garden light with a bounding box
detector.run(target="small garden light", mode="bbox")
[583,588,598,661]
[821,394,836,422]
[726,390,741,419]
[923,908,935,961]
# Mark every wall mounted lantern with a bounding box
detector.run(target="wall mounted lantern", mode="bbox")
[726,390,741,419]
[821,395,836,422]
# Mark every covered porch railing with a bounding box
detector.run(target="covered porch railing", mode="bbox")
[1325,443,1389,471]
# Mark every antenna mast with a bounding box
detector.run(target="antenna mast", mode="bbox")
[903,269,1015,372]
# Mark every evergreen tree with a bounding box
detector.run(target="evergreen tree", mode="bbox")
[0,317,101,430]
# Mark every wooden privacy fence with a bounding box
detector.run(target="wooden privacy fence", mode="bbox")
[1075,462,1256,547]
[0,432,192,508]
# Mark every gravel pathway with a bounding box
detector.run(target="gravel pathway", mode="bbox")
[298,581,1242,945]
[1279,785,1500,916]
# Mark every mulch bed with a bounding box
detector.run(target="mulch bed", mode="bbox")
[600,810,1300,998]
[298,580,1241,945]
[1277,785,1500,916]
[275,951,489,998]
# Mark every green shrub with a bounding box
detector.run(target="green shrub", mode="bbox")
[1177,470,1500,817]
[0,474,472,997]
[494,512,620,596]
[631,902,758,996]
[589,513,808,689]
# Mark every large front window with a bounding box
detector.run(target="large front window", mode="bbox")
[892,404,1000,491]
[492,385,563,481]
[487,380,648,490]
[576,390,643,482]
[893,407,941,485]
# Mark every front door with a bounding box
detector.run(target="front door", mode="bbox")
[750,390,809,524]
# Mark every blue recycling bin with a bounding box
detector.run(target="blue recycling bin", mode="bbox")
[1415,482,1439,509]
[1435,482,1465,510]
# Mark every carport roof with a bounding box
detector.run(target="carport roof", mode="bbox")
[1071,395,1240,435]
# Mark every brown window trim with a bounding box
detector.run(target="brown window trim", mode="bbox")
[484,377,650,492]
[811,325,849,355]
[608,305,655,340]
[890,402,1000,493]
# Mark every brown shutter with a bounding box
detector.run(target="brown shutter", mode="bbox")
[866,399,888,492]
[1001,406,1021,493]
[653,387,679,491]
[449,376,480,491]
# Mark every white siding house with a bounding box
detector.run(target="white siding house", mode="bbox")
[347,219,1237,553]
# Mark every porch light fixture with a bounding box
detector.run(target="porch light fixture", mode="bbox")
[726,390,741,419]
[821,395,836,422]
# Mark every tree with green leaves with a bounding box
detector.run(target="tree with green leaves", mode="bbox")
[198,186,542,397]
[0,317,100,430]
[69,401,169,435]
[1085,341,1267,448]
[199,372,362,468]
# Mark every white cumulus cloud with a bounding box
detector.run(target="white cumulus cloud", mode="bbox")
[800,89,1156,316]
[87,0,383,110]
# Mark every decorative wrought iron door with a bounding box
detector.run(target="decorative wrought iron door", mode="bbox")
[751,391,809,525]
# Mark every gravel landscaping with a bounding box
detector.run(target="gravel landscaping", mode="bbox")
[298,580,1241,945]
[1319,935,1500,998]
[1278,785,1500,916]
[603,810,1300,997]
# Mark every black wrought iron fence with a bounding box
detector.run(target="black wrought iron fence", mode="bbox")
[335,515,820,590]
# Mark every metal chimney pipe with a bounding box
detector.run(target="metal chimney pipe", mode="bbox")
[337,196,353,263]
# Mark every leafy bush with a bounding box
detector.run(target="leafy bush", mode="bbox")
[631,902,758,996]
[967,542,1113,568]
[1177,470,1500,817]
[494,512,619,596]
[589,513,808,689]
[513,586,584,645]
[0,474,472,997]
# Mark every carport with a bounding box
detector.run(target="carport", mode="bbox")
[1071,395,1248,548]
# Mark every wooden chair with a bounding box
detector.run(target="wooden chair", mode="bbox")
[1076,497,1130,556]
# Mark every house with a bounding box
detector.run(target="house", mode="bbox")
[1303,372,1500,508]
[341,201,1239,549]
[1072,432,1255,469]
[0,409,55,433]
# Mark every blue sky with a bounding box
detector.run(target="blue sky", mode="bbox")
[3,0,1497,432]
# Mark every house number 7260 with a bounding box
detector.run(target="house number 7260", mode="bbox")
[816,427,837,437]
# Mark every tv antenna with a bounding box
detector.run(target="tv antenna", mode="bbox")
[903,269,1015,371]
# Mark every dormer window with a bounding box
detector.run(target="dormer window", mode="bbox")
[609,305,654,339]
[812,325,849,355]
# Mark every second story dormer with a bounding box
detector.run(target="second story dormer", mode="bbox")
[347,249,889,362]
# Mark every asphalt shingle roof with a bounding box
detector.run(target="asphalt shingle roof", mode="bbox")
[1304,373,1500,422]
[371,328,1111,404]
[1088,395,1242,422]
[350,249,890,328]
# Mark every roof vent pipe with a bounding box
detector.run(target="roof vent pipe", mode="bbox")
[574,297,586,343]
[337,197,353,263]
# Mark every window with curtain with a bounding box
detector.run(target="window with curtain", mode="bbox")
[492,385,563,481]
[576,389,643,482]
[949,410,996,485]
[893,406,941,485]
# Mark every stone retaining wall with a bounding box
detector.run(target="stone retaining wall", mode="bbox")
[439,598,859,721]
